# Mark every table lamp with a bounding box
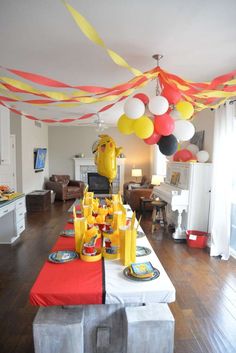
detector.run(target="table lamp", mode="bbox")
[151,174,164,186]
[131,168,142,182]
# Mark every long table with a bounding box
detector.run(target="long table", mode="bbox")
[31,205,175,353]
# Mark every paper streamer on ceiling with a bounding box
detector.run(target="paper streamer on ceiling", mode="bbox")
[63,2,142,77]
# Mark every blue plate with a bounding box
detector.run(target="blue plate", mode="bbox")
[48,250,79,263]
[137,231,145,238]
[136,246,151,257]
[60,229,75,237]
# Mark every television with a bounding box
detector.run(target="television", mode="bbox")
[34,148,47,172]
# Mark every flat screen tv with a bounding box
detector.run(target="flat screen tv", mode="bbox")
[34,148,47,172]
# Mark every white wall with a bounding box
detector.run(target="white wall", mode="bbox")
[192,109,214,161]
[48,126,152,183]
[21,119,49,194]
[10,112,22,192]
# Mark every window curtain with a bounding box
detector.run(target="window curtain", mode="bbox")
[210,102,234,260]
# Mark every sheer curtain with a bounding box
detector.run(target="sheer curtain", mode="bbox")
[210,102,235,260]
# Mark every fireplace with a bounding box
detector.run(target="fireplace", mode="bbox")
[88,173,110,194]
[73,158,125,195]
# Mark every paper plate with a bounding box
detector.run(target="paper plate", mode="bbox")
[137,231,145,238]
[136,246,152,257]
[123,267,160,282]
[48,250,79,263]
[59,229,75,237]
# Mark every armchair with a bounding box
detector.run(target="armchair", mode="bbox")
[45,175,85,201]
[123,176,153,212]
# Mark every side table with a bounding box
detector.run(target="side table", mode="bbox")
[26,190,51,212]
[140,197,153,217]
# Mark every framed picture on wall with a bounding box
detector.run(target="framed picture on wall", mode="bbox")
[190,130,205,150]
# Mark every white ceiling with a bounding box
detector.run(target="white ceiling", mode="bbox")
[1,0,236,126]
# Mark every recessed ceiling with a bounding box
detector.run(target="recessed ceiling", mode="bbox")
[1,0,236,125]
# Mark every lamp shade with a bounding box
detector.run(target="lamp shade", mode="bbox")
[131,169,142,177]
[151,175,164,186]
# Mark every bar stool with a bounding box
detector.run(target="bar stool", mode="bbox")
[151,200,168,233]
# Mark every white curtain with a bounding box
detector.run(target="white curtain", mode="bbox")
[210,102,234,260]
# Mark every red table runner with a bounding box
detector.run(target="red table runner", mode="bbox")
[30,206,105,306]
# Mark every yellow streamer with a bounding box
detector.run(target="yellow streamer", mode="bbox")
[64,2,142,76]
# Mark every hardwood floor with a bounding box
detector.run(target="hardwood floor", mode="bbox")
[0,201,236,353]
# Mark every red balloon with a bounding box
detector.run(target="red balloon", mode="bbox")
[133,93,149,105]
[173,149,195,162]
[162,84,181,105]
[144,131,161,145]
[154,113,175,136]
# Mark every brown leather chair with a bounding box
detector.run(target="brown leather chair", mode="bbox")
[123,176,153,212]
[45,175,85,201]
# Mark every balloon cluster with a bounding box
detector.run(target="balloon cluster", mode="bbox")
[173,144,209,163]
[117,88,196,156]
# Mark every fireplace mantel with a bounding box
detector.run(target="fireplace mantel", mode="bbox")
[73,158,125,194]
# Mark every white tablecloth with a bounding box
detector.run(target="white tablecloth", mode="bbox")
[104,207,176,304]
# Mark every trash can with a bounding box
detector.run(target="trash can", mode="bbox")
[50,190,56,204]
[186,230,208,248]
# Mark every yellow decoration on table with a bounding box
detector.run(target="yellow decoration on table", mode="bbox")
[130,228,137,264]
[92,198,99,212]
[87,214,95,225]
[74,216,87,253]
[112,201,119,212]
[112,211,122,230]
[84,226,99,243]
[119,211,137,266]
[97,207,108,217]
[95,214,105,224]
[119,226,131,266]
[83,205,92,217]
[112,194,119,202]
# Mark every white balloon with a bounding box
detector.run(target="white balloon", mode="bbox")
[186,143,199,155]
[170,109,181,120]
[148,95,169,115]
[196,150,209,163]
[173,120,195,141]
[124,98,145,119]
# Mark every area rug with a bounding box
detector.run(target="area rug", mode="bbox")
[68,199,81,212]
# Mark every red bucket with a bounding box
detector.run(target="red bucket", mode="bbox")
[186,230,208,249]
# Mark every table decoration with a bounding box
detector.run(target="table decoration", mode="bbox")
[74,213,87,253]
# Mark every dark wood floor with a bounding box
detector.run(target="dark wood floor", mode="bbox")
[0,201,236,353]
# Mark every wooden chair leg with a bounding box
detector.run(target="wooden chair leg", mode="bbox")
[161,207,167,228]
[151,207,157,233]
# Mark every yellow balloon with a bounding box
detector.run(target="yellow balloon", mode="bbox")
[94,135,122,183]
[117,114,134,135]
[133,116,154,139]
[176,101,194,120]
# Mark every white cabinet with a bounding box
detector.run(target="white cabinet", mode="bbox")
[0,195,26,244]
[0,105,11,165]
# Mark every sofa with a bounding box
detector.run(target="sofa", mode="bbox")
[123,176,153,212]
[45,175,85,201]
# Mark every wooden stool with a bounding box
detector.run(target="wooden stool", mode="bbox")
[151,200,168,233]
